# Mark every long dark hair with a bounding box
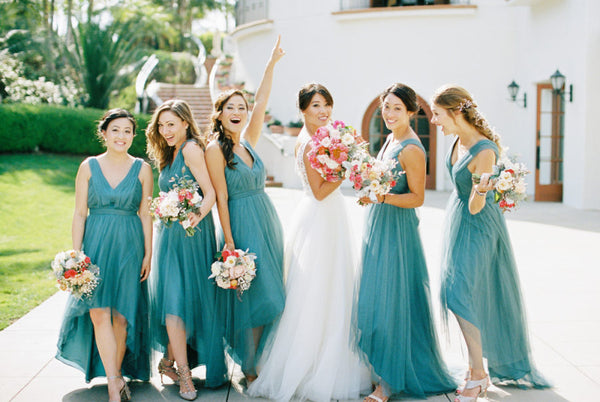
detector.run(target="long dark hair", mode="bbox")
[379,83,420,113]
[207,89,249,169]
[145,99,204,171]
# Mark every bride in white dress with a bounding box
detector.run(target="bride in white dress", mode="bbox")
[248,83,371,402]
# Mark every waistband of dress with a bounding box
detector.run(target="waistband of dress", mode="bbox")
[228,188,265,201]
[89,208,137,216]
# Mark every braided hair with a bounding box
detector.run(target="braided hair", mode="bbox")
[433,85,501,150]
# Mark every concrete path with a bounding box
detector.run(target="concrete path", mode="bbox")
[2,188,599,402]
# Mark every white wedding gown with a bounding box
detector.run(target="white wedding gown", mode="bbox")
[247,129,371,402]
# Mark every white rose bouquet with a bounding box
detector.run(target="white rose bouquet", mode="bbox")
[473,155,530,213]
[209,249,257,300]
[149,170,203,236]
[51,250,100,299]
[347,151,402,206]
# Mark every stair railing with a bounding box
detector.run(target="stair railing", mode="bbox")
[135,54,159,113]
[185,34,208,88]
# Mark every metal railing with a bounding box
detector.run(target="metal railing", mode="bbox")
[235,0,269,26]
[339,0,470,10]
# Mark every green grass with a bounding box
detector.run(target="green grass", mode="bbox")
[0,153,84,330]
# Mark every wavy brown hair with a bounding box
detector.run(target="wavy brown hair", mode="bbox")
[145,99,205,171]
[432,85,501,150]
[206,89,249,169]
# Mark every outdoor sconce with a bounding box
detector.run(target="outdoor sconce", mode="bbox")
[507,80,527,108]
[550,69,573,102]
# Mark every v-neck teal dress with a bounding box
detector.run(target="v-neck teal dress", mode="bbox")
[148,141,227,388]
[441,138,548,387]
[56,157,151,382]
[216,138,285,375]
[356,137,456,397]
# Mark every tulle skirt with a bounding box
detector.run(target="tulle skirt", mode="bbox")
[148,212,227,388]
[441,192,549,387]
[356,203,456,396]
[248,190,370,402]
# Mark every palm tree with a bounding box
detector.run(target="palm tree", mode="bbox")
[63,20,142,109]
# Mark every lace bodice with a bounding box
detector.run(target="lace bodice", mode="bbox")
[295,128,311,194]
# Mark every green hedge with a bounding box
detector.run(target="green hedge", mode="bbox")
[0,104,151,157]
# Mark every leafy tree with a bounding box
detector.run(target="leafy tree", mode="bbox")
[62,20,142,109]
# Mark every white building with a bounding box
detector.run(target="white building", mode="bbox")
[227,0,600,210]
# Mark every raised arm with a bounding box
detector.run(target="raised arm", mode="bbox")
[244,35,285,148]
[138,161,154,281]
[205,141,236,250]
[72,159,91,251]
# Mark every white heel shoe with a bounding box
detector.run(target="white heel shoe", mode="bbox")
[455,376,489,402]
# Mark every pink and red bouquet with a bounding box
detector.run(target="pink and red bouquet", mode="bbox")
[150,172,203,236]
[307,120,367,182]
[348,153,401,206]
[209,249,257,299]
[473,155,529,213]
[51,250,100,299]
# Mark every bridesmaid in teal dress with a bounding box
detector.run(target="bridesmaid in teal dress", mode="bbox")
[431,85,549,402]
[146,99,226,400]
[356,84,456,402]
[56,109,153,402]
[206,36,285,383]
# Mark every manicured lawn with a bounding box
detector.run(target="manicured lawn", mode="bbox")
[0,153,84,330]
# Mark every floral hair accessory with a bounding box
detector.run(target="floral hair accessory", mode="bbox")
[459,100,474,112]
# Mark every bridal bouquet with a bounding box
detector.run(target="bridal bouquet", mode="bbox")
[51,250,100,299]
[473,155,530,213]
[209,249,257,299]
[150,171,203,236]
[348,152,401,206]
[307,120,367,182]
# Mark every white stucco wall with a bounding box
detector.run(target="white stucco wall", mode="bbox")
[229,0,599,209]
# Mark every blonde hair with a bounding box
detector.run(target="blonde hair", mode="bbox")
[433,85,501,150]
[145,99,205,171]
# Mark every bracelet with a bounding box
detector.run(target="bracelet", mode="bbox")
[474,187,487,196]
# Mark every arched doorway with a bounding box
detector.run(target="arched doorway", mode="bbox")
[361,95,437,189]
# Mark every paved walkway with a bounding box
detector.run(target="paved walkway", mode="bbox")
[2,189,599,402]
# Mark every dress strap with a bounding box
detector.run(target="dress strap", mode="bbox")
[400,138,426,155]
[470,139,499,161]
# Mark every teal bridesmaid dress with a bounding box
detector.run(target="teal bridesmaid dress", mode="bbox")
[441,138,548,387]
[148,140,227,388]
[56,157,150,382]
[356,137,456,397]
[216,138,285,375]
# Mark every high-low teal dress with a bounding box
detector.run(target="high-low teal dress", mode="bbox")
[56,157,150,382]
[148,141,227,388]
[441,138,548,387]
[356,137,456,397]
[216,138,285,375]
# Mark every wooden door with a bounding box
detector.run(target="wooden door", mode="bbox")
[535,83,564,201]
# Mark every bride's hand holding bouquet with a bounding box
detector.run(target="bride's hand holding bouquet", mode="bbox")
[307,120,367,182]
